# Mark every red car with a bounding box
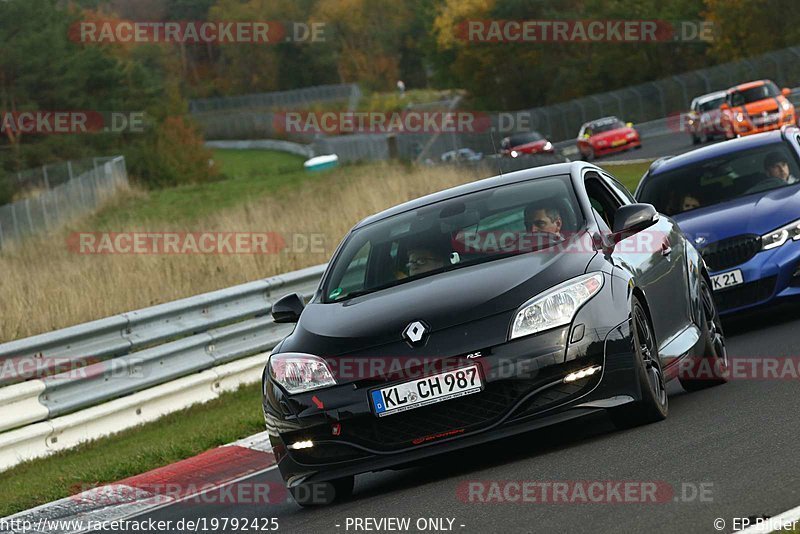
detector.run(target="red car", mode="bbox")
[577,117,640,160]
[499,131,554,157]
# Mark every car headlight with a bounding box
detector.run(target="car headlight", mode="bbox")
[510,273,604,340]
[597,140,608,147]
[736,113,745,122]
[782,100,792,111]
[761,218,800,251]
[269,352,336,394]
[626,132,636,139]
[543,141,553,151]
[510,150,518,158]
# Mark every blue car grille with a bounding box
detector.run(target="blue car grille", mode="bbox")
[701,234,761,271]
[714,276,777,312]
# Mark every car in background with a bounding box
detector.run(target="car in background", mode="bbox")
[636,126,800,315]
[499,131,554,158]
[264,161,727,505]
[441,148,483,163]
[721,80,795,137]
[577,117,640,160]
[687,91,730,144]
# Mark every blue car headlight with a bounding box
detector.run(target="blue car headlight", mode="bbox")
[761,218,800,251]
[510,273,604,340]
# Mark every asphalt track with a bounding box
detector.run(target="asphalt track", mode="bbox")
[599,130,725,163]
[121,131,799,534]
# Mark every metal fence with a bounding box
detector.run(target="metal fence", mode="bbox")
[190,84,362,141]
[494,45,800,144]
[200,46,800,163]
[0,264,325,428]
[0,156,128,249]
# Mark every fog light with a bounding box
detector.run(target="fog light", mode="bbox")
[288,440,314,450]
[791,265,800,287]
[564,365,602,383]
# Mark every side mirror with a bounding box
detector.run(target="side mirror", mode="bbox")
[720,103,730,111]
[272,293,305,323]
[626,122,634,128]
[782,87,792,97]
[612,203,659,240]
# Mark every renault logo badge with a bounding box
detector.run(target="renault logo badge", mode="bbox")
[403,321,428,345]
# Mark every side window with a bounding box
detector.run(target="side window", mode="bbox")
[584,173,623,229]
[602,173,636,204]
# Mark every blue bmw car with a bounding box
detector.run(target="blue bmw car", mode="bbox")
[636,126,800,314]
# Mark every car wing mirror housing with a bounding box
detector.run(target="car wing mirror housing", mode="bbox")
[782,87,791,97]
[612,203,659,242]
[272,292,305,323]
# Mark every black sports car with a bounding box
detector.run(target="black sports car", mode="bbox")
[262,161,728,505]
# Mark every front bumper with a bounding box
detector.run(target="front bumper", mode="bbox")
[734,115,795,137]
[263,310,642,487]
[593,139,640,157]
[710,239,800,314]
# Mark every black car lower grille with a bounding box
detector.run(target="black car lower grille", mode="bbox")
[341,379,534,451]
[701,234,761,271]
[714,276,777,312]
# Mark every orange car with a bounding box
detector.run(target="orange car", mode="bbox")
[721,80,796,137]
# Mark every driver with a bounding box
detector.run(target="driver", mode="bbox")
[764,152,799,185]
[524,202,564,240]
[405,236,450,277]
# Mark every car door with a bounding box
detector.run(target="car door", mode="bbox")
[584,171,691,356]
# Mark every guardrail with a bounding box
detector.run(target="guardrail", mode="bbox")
[0,264,326,436]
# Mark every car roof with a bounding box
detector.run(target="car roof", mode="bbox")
[583,116,620,128]
[649,129,788,176]
[695,91,726,103]
[354,161,582,229]
[730,79,768,92]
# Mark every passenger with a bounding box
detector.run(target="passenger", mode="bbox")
[681,194,701,211]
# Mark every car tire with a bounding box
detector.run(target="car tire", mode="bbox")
[678,277,728,392]
[691,134,700,145]
[583,147,595,161]
[610,297,668,429]
[289,476,355,507]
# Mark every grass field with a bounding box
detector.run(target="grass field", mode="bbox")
[600,161,651,192]
[90,150,314,227]
[0,383,264,517]
[0,154,477,342]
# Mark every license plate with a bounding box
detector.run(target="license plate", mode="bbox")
[611,139,626,147]
[711,269,744,291]
[370,365,483,417]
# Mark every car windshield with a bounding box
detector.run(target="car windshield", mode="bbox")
[698,97,725,112]
[322,175,584,302]
[587,119,625,135]
[730,82,780,106]
[638,142,800,216]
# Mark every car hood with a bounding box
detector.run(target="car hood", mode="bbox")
[514,140,548,151]
[737,98,781,116]
[591,128,634,143]
[283,243,594,358]
[673,186,800,244]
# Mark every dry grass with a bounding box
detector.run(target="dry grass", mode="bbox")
[0,162,480,342]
